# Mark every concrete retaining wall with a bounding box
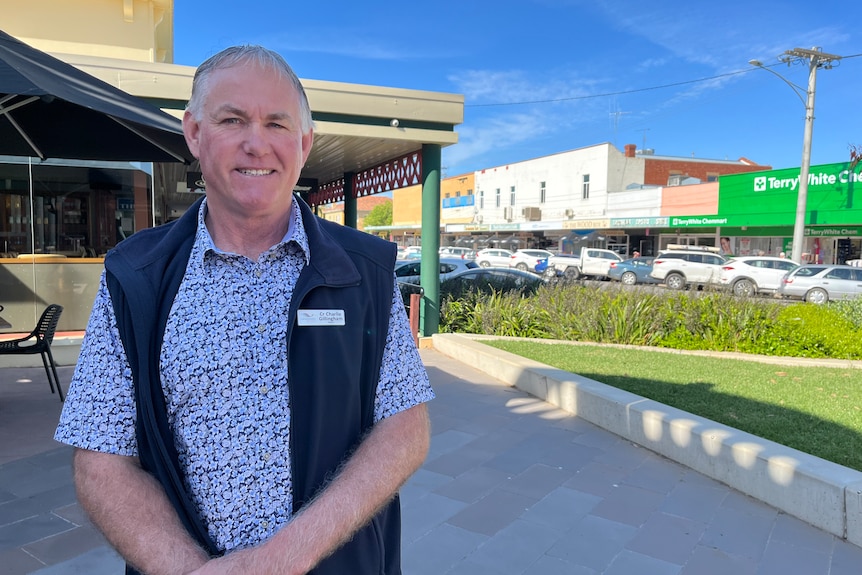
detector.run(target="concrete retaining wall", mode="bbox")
[431,332,862,548]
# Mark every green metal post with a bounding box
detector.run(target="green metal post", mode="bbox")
[420,144,441,336]
[343,172,357,228]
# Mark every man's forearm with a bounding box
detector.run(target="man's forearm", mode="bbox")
[193,402,432,575]
[73,448,209,575]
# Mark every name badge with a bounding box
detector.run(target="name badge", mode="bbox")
[297,309,345,326]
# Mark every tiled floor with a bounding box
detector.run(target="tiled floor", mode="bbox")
[2,350,862,574]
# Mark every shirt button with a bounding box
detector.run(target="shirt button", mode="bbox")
[258,324,266,333]
[255,270,262,278]
[260,386,269,394]
[262,520,269,529]
[263,452,271,461]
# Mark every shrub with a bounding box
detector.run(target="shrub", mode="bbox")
[754,303,862,359]
[438,283,862,360]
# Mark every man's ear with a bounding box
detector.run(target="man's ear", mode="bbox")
[182,110,201,159]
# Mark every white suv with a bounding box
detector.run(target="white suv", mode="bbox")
[509,249,555,272]
[650,245,727,290]
[717,256,799,297]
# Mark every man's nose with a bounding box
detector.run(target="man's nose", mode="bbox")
[242,123,270,155]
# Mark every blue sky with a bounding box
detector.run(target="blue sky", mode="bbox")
[173,1,861,178]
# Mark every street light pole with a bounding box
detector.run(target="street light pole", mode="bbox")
[749,47,841,264]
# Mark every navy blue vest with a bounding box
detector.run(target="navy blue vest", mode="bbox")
[106,196,401,574]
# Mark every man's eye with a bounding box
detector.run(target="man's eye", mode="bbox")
[222,117,242,124]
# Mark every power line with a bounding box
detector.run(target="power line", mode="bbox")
[465,53,862,108]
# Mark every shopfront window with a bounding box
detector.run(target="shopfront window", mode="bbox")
[0,157,204,332]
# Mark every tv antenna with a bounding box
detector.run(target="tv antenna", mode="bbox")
[609,100,630,146]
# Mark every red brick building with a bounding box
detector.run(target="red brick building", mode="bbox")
[622,143,771,186]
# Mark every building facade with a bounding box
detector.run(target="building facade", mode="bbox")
[0,0,463,333]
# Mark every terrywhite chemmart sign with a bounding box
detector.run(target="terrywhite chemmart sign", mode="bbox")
[753,168,862,192]
[720,162,862,227]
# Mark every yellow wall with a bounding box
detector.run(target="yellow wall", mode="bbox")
[441,173,474,200]
[2,0,174,63]
[392,173,475,226]
[392,185,423,226]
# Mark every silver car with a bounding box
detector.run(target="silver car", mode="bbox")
[778,264,862,304]
[394,257,478,285]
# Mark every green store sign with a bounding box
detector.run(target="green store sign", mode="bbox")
[718,162,862,226]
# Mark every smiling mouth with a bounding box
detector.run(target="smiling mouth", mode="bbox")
[238,169,274,176]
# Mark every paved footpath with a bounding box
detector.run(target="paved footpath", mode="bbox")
[1,350,862,573]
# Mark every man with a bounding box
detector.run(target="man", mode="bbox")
[55,45,433,575]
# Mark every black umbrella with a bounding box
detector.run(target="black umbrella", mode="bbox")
[0,29,194,163]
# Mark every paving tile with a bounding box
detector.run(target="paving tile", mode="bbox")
[29,545,124,575]
[522,555,598,575]
[427,429,480,460]
[699,503,776,562]
[589,482,666,527]
[401,492,468,545]
[0,513,76,552]
[498,463,574,500]
[768,512,834,553]
[0,483,77,526]
[563,461,628,498]
[678,545,758,575]
[520,486,602,532]
[622,453,688,494]
[603,549,682,575]
[465,518,561,574]
[402,522,488,575]
[0,546,46,575]
[23,524,109,566]
[546,514,638,571]
[659,478,729,523]
[432,465,513,503]
[422,444,498,478]
[447,489,537,536]
[757,539,830,575]
[625,511,706,565]
[829,540,862,575]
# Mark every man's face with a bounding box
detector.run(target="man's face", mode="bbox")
[182,62,313,219]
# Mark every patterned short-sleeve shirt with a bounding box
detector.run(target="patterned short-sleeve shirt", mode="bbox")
[55,198,434,552]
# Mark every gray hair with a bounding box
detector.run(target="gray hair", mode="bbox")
[186,45,313,134]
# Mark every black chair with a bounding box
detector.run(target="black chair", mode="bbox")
[0,304,65,401]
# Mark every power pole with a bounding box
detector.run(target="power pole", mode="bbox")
[779,47,841,264]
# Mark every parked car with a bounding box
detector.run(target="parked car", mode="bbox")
[509,249,555,272]
[399,246,422,260]
[475,248,515,268]
[394,257,478,285]
[547,247,624,280]
[649,245,728,290]
[778,264,862,304]
[440,268,547,300]
[607,257,659,285]
[717,256,799,297]
[438,246,477,260]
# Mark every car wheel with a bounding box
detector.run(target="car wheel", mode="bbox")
[563,267,580,280]
[621,271,637,285]
[805,287,829,304]
[516,263,528,271]
[732,278,755,297]
[665,273,685,290]
[479,260,490,268]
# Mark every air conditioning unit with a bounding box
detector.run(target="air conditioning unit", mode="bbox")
[564,208,575,218]
[521,206,541,221]
[503,206,513,221]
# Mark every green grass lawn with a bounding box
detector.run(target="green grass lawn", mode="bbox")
[483,339,862,472]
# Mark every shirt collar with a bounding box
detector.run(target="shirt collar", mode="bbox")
[194,196,311,265]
